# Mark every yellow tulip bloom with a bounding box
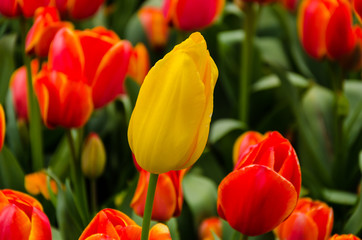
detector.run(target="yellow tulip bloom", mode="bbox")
[128,32,218,174]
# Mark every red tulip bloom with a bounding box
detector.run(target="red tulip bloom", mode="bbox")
[275,198,334,240]
[138,7,169,49]
[162,0,225,31]
[0,189,52,240]
[127,43,150,85]
[54,0,104,19]
[0,0,50,18]
[79,208,171,240]
[0,104,5,151]
[25,7,73,57]
[232,131,266,165]
[199,217,222,240]
[131,168,187,222]
[329,234,361,240]
[217,131,301,236]
[354,0,362,21]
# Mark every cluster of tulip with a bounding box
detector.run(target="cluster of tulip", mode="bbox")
[0,0,361,239]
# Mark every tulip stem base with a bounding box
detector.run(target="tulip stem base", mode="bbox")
[141,173,159,240]
[239,3,258,125]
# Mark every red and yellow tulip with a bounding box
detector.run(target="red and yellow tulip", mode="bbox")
[78,208,171,240]
[25,7,73,57]
[0,0,50,18]
[127,43,150,85]
[217,131,301,236]
[198,217,222,240]
[131,168,186,221]
[25,171,58,200]
[0,189,52,239]
[162,0,225,31]
[0,104,5,151]
[329,234,361,240]
[128,32,218,174]
[275,198,334,240]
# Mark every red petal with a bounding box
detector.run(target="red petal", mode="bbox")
[69,0,104,19]
[149,223,172,240]
[217,165,298,236]
[0,204,32,240]
[0,0,19,17]
[28,207,52,240]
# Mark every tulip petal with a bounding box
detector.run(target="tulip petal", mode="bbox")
[0,104,5,151]
[0,0,19,17]
[28,207,52,240]
[149,223,172,240]
[48,27,84,81]
[275,212,319,240]
[19,0,50,18]
[68,0,104,19]
[307,203,334,240]
[2,189,43,211]
[85,233,117,240]
[0,205,31,240]
[92,40,132,108]
[217,165,297,236]
[127,43,150,85]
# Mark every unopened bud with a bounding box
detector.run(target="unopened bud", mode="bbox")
[81,133,106,179]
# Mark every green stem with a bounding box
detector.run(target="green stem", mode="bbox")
[240,3,258,125]
[21,18,44,171]
[240,233,249,240]
[141,173,159,240]
[91,179,97,214]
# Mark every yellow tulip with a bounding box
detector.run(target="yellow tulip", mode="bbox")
[128,32,218,174]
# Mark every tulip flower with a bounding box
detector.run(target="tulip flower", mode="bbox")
[162,0,225,31]
[330,234,361,240]
[138,7,169,49]
[0,104,5,151]
[128,32,218,174]
[9,60,40,122]
[298,0,359,62]
[354,0,362,20]
[131,168,187,221]
[127,43,150,85]
[275,198,334,240]
[0,0,50,18]
[25,7,73,57]
[81,133,106,179]
[79,208,171,240]
[199,217,222,240]
[232,131,265,165]
[217,131,301,236]
[54,0,104,19]
[0,189,52,239]
[25,171,58,200]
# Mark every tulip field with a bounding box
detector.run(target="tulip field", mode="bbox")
[0,0,362,239]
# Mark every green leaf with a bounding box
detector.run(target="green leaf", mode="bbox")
[209,119,246,144]
[253,72,309,92]
[255,37,290,69]
[51,227,62,240]
[183,173,218,227]
[48,136,70,179]
[0,146,25,191]
[0,34,16,104]
[343,183,362,233]
[321,188,357,206]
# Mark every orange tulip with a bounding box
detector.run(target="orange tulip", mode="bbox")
[0,0,50,18]
[79,208,171,240]
[138,7,169,49]
[217,131,301,236]
[127,43,150,85]
[232,131,265,165]
[0,104,5,151]
[275,198,334,240]
[25,171,58,200]
[162,0,225,31]
[131,168,186,221]
[199,217,222,240]
[25,7,73,57]
[298,0,359,62]
[54,0,104,19]
[76,27,133,108]
[329,234,361,240]
[0,189,52,239]
[9,59,39,122]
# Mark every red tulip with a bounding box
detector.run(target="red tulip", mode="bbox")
[25,7,73,57]
[131,168,186,221]
[354,0,362,21]
[232,131,266,165]
[198,217,222,240]
[78,208,171,240]
[138,7,169,49]
[162,0,225,31]
[329,234,361,240]
[217,131,301,236]
[127,43,150,85]
[54,0,104,19]
[0,189,52,240]
[275,198,334,240]
[0,104,5,151]
[0,0,50,18]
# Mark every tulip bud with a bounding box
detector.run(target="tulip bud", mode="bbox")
[0,104,5,151]
[275,198,334,240]
[128,32,218,174]
[81,133,106,179]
